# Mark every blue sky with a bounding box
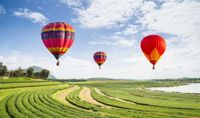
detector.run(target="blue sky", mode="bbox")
[0,0,200,79]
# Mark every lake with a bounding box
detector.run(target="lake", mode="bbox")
[148,83,200,93]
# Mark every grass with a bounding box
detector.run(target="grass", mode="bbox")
[0,77,200,118]
[0,77,45,83]
[100,88,200,109]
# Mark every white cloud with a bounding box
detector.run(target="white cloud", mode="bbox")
[14,8,48,25]
[59,0,83,7]
[89,35,135,47]
[115,24,140,36]
[115,38,135,47]
[0,56,4,61]
[138,1,200,42]
[0,54,34,69]
[0,5,6,15]
[140,1,156,14]
[63,0,142,28]
[62,56,93,66]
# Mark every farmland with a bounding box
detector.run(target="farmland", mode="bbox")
[0,77,200,118]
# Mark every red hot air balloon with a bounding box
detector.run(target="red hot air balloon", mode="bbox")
[140,35,166,70]
[41,22,75,66]
[93,51,107,69]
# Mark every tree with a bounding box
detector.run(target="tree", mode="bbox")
[2,66,8,76]
[40,69,50,79]
[0,62,8,77]
[33,72,41,79]
[0,62,3,67]
[33,69,50,79]
[15,67,24,77]
[26,67,34,78]
[0,64,3,77]
[9,70,15,77]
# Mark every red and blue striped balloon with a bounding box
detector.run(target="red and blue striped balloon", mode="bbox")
[41,22,75,65]
[93,51,107,69]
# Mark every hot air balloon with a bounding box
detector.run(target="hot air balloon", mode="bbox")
[41,22,75,66]
[140,35,166,70]
[93,51,107,69]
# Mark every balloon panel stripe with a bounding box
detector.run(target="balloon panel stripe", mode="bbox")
[95,59,106,62]
[42,31,74,40]
[96,62,105,64]
[42,28,75,32]
[51,52,66,54]
[94,55,107,59]
[42,36,73,40]
[48,47,68,51]
[42,39,74,48]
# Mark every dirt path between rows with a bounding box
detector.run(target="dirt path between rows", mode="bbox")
[95,88,135,105]
[79,87,110,108]
[52,86,80,107]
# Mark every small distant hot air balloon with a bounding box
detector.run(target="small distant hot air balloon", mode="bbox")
[41,22,75,66]
[140,35,166,70]
[93,51,107,69]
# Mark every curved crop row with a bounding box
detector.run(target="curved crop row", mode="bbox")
[39,90,83,117]
[65,87,150,118]
[65,87,175,118]
[23,91,50,117]
[99,88,200,117]
[0,82,61,89]
[1,84,199,118]
[15,92,38,117]
[41,88,101,118]
[66,88,101,111]
[0,95,12,118]
[100,88,200,110]
[6,94,26,118]
[90,88,194,118]
[0,87,101,118]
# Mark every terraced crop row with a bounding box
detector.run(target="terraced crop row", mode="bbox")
[66,88,101,111]
[100,88,200,110]
[1,79,200,118]
[0,77,44,83]
[0,87,101,118]
[65,87,181,118]
[66,87,150,118]
[0,82,61,89]
[99,87,200,116]
[90,88,200,118]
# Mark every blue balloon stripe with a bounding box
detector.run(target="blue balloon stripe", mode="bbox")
[42,31,74,39]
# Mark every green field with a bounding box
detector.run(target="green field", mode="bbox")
[0,77,200,118]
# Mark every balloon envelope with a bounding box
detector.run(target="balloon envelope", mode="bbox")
[93,51,107,69]
[140,35,166,69]
[41,22,75,65]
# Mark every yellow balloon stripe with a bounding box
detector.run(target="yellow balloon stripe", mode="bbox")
[42,28,75,32]
[96,61,105,64]
[48,47,68,53]
[144,48,161,63]
[150,48,160,61]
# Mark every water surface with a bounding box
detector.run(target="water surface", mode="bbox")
[148,83,200,93]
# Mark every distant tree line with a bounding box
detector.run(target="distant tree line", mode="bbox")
[0,62,8,77]
[57,79,87,82]
[0,62,50,79]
